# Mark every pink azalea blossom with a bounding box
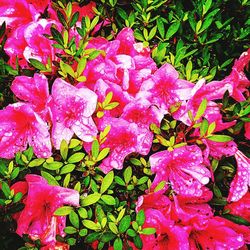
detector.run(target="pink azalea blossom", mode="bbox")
[141,209,190,250]
[175,78,235,131]
[50,78,98,149]
[26,0,50,14]
[81,28,156,95]
[244,118,250,140]
[11,174,79,248]
[0,103,51,159]
[138,63,194,114]
[97,117,153,173]
[0,0,38,32]
[11,73,49,119]
[225,192,250,222]
[202,139,238,161]
[188,216,245,249]
[5,19,56,68]
[72,1,96,20]
[228,150,250,202]
[171,193,213,230]
[225,48,250,101]
[149,145,211,196]
[121,98,164,128]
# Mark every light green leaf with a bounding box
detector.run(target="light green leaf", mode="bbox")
[100,171,114,194]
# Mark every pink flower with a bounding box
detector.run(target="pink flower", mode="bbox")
[244,118,250,140]
[138,63,194,114]
[11,174,79,248]
[188,217,245,249]
[121,98,164,128]
[142,209,190,250]
[202,139,238,161]
[0,103,51,159]
[26,0,50,14]
[176,79,235,131]
[72,1,96,20]
[149,145,211,196]
[5,19,56,68]
[50,78,98,149]
[97,117,153,173]
[0,0,38,32]
[81,28,156,95]
[11,73,49,119]
[225,192,250,222]
[228,150,250,202]
[225,48,250,101]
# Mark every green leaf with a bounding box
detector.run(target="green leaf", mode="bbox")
[60,139,68,161]
[157,17,165,38]
[200,118,209,137]
[136,210,145,226]
[165,21,180,40]
[13,192,23,203]
[130,158,141,166]
[54,206,73,216]
[64,226,77,234]
[148,26,157,40]
[76,57,87,76]
[29,59,47,71]
[60,164,75,175]
[69,139,81,148]
[78,207,88,219]
[134,235,143,249]
[207,135,232,142]
[92,140,100,159]
[50,27,64,45]
[70,11,79,28]
[100,171,114,194]
[81,193,101,206]
[96,148,110,161]
[41,171,59,186]
[1,181,10,198]
[154,180,166,192]
[114,176,126,186]
[23,147,33,161]
[10,167,20,180]
[119,215,131,233]
[79,228,88,236]
[140,227,156,235]
[82,220,101,231]
[194,98,207,121]
[57,10,67,27]
[109,222,119,234]
[68,152,85,163]
[43,161,63,170]
[85,232,100,243]
[127,229,137,237]
[101,195,116,205]
[124,166,132,184]
[222,214,250,226]
[207,121,216,135]
[69,211,79,228]
[113,238,123,250]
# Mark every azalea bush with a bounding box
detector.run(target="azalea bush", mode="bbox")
[0,0,250,249]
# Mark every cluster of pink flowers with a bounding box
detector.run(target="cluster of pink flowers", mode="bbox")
[0,0,250,249]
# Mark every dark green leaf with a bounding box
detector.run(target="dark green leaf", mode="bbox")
[29,59,47,71]
[70,11,79,28]
[50,27,64,45]
[119,215,131,233]
[136,210,145,226]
